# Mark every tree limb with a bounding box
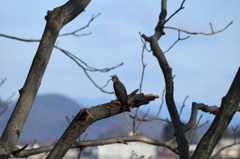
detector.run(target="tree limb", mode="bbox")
[164,21,233,35]
[12,135,177,158]
[0,13,117,95]
[130,87,166,123]
[54,45,122,94]
[192,67,240,159]
[58,13,100,37]
[46,92,158,159]
[0,0,91,158]
[210,126,239,159]
[142,0,189,158]
[164,30,189,53]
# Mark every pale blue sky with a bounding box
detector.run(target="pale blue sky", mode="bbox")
[0,1,240,125]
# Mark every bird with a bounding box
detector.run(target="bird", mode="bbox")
[111,74,130,112]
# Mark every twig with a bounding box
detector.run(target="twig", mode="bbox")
[209,23,214,33]
[12,144,28,157]
[139,40,147,93]
[133,108,139,135]
[124,113,133,128]
[187,114,203,140]
[118,114,132,132]
[162,0,186,26]
[0,13,100,42]
[180,95,189,117]
[54,45,123,94]
[211,126,240,159]
[0,80,15,116]
[59,13,100,37]
[55,46,123,72]
[0,13,117,94]
[0,78,7,87]
[194,119,209,129]
[130,87,167,123]
[139,32,151,52]
[0,34,40,42]
[164,21,233,35]
[164,30,189,53]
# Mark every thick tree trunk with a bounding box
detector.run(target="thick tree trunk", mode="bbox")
[192,67,240,158]
[0,1,91,158]
[142,0,189,158]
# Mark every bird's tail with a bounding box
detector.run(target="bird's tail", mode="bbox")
[119,99,131,112]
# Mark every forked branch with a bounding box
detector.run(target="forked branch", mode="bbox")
[192,67,240,159]
[46,91,158,159]
[164,21,233,35]
[142,0,189,158]
[0,13,120,94]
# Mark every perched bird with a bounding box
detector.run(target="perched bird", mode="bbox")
[111,74,130,112]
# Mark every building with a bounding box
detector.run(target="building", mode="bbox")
[98,142,157,159]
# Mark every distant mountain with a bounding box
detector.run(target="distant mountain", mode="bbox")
[2,93,236,145]
[0,94,83,143]
[0,94,164,144]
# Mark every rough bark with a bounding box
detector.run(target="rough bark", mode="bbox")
[46,92,158,159]
[142,0,189,158]
[0,0,91,158]
[192,67,240,159]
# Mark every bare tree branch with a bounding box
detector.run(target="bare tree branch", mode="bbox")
[194,119,209,130]
[0,92,15,116]
[0,79,15,116]
[0,0,91,158]
[162,0,186,27]
[46,92,158,159]
[142,0,189,158]
[58,13,100,37]
[185,102,219,132]
[54,45,123,94]
[180,95,189,117]
[0,15,121,95]
[193,102,219,115]
[132,87,166,123]
[118,114,133,132]
[0,34,40,42]
[187,114,204,142]
[124,113,135,133]
[12,135,177,158]
[139,32,151,52]
[192,67,240,159]
[139,37,147,93]
[164,21,233,35]
[210,126,240,159]
[164,30,189,53]
[0,13,100,42]
[55,46,123,72]
[0,79,6,87]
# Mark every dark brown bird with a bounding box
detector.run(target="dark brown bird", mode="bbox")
[111,74,130,112]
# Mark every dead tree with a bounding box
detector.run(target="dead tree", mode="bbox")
[141,0,240,158]
[0,0,239,159]
[0,1,92,158]
[0,1,157,158]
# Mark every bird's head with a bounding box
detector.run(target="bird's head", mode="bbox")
[111,74,119,82]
